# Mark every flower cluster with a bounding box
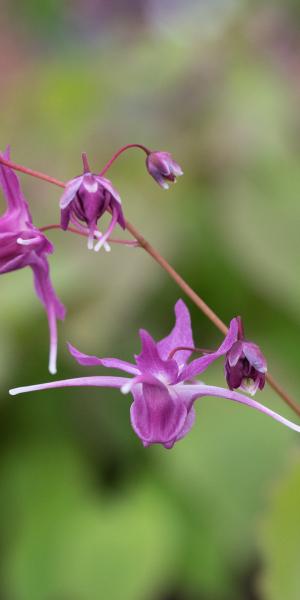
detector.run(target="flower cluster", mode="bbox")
[0,141,299,449]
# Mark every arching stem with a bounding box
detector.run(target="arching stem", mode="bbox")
[99,144,150,177]
[39,224,139,246]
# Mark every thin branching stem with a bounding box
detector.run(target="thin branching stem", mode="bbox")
[1,153,299,417]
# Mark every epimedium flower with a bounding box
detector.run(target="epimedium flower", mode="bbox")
[224,316,267,395]
[10,300,300,449]
[0,147,65,374]
[146,151,183,189]
[60,154,126,251]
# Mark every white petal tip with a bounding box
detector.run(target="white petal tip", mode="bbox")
[94,241,102,252]
[121,383,131,394]
[9,388,20,396]
[162,182,169,190]
[49,356,57,375]
[87,235,94,251]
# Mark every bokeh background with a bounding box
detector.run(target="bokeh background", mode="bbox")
[0,1,300,599]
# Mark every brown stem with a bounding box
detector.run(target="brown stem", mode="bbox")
[40,224,139,246]
[82,153,90,173]
[99,143,150,177]
[0,156,65,188]
[265,373,300,417]
[1,154,299,417]
[168,346,212,360]
[125,219,228,335]
[125,219,300,417]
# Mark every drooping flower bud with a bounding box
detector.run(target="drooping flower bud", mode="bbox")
[59,154,126,251]
[225,317,267,395]
[146,151,183,189]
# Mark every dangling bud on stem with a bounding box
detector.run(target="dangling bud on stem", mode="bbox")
[59,153,126,251]
[146,151,183,189]
[225,317,267,396]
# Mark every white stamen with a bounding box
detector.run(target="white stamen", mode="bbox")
[162,182,169,190]
[17,237,40,246]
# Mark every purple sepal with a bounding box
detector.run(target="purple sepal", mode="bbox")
[178,317,239,383]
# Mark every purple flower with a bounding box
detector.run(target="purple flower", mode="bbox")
[60,155,126,251]
[146,151,183,189]
[225,316,267,395]
[0,147,65,374]
[10,300,300,449]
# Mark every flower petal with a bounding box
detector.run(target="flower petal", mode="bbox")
[242,341,267,373]
[130,383,187,445]
[97,176,122,204]
[178,317,239,382]
[9,376,130,396]
[175,406,196,442]
[157,299,194,368]
[170,160,184,177]
[0,254,26,274]
[0,147,32,226]
[227,340,243,367]
[135,329,178,383]
[59,177,82,209]
[31,257,65,320]
[68,343,139,375]
[182,383,300,434]
[31,256,66,374]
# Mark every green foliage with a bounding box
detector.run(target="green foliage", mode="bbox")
[259,454,300,600]
[0,442,180,600]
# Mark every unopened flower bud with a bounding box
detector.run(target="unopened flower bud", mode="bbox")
[146,151,183,189]
[225,317,267,395]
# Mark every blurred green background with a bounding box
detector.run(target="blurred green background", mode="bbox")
[0,1,300,599]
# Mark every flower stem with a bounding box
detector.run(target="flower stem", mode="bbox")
[2,154,299,417]
[0,155,65,188]
[125,219,300,417]
[168,346,212,360]
[99,144,150,177]
[82,153,90,173]
[40,224,139,246]
[125,219,228,334]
